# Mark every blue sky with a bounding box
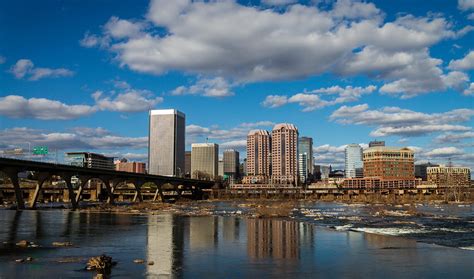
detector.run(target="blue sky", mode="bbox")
[0,0,473,169]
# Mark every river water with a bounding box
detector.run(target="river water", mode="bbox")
[0,202,473,278]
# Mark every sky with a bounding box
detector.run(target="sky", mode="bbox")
[0,0,473,170]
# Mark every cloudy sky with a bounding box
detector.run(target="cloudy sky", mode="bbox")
[0,0,473,170]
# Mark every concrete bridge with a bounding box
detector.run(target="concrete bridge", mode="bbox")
[0,157,214,210]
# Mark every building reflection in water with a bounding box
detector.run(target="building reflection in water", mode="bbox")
[247,219,308,260]
[145,215,314,276]
[188,216,218,250]
[146,214,185,278]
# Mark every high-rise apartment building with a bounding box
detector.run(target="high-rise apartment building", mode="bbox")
[345,144,363,178]
[427,166,471,187]
[298,137,313,177]
[271,123,299,184]
[148,109,185,176]
[369,140,385,148]
[363,147,414,179]
[223,150,240,179]
[246,130,271,176]
[191,143,219,180]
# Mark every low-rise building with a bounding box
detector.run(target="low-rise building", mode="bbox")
[415,162,439,181]
[66,152,114,170]
[341,177,418,189]
[427,166,471,187]
[115,158,146,174]
[363,146,415,179]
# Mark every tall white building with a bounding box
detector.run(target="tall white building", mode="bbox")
[191,143,219,180]
[298,153,308,183]
[345,144,363,178]
[298,137,313,176]
[148,109,185,176]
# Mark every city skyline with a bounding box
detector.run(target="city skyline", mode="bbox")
[0,0,473,171]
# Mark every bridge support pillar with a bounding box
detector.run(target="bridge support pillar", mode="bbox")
[75,176,92,204]
[175,185,182,200]
[3,168,24,210]
[59,173,78,210]
[30,172,50,209]
[100,177,116,205]
[132,181,144,202]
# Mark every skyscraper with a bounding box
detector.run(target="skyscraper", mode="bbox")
[191,143,219,180]
[298,136,313,178]
[148,109,185,176]
[184,151,191,178]
[223,150,240,179]
[345,144,363,178]
[246,130,271,176]
[271,123,298,184]
[298,153,308,183]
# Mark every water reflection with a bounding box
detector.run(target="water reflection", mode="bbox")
[0,210,472,279]
[247,219,299,260]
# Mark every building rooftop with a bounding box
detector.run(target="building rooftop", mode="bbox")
[65,152,113,159]
[149,109,185,117]
[192,143,218,147]
[363,146,413,153]
[272,123,297,131]
[248,129,270,136]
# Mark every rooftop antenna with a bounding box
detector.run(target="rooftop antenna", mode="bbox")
[448,158,453,167]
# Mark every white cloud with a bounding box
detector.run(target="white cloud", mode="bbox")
[92,89,163,113]
[0,127,147,151]
[0,95,96,120]
[312,144,348,168]
[330,104,474,137]
[219,139,247,151]
[79,32,109,48]
[10,59,74,81]
[0,55,5,64]
[263,85,376,111]
[435,131,474,143]
[105,152,148,161]
[448,51,474,70]
[424,147,464,157]
[186,121,275,149]
[330,0,382,20]
[371,124,471,137]
[262,95,289,108]
[441,71,470,91]
[0,81,160,119]
[239,121,275,128]
[172,77,234,97]
[464,82,474,95]
[458,0,474,11]
[104,16,145,39]
[81,0,471,99]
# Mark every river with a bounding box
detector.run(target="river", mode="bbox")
[0,202,473,278]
